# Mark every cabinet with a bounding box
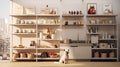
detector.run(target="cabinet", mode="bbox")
[75,46,91,59]
[60,44,91,59]
[86,15,118,61]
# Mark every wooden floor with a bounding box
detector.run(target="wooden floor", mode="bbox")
[0,60,120,67]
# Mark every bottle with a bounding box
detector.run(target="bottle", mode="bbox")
[77,11,79,15]
[39,32,43,39]
[46,28,51,39]
[80,11,82,14]
[69,11,71,14]
[71,11,73,14]
[73,11,76,15]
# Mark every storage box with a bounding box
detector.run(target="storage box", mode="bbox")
[101,53,107,58]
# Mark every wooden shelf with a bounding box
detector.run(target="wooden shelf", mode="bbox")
[12,48,36,50]
[10,14,60,18]
[13,48,60,50]
[62,24,84,26]
[11,24,36,26]
[16,58,36,60]
[37,48,60,50]
[13,33,36,34]
[61,43,90,47]
[10,14,60,17]
[87,14,117,17]
[92,48,117,50]
[87,33,100,35]
[37,14,60,17]
[62,14,84,17]
[11,24,60,28]
[15,57,59,60]
[15,58,59,60]
[37,58,59,60]
[11,24,36,28]
[10,14,36,17]
[41,39,61,41]
[87,24,116,26]
[38,24,60,26]
[37,48,60,52]
[91,58,117,60]
[99,39,117,41]
[13,33,36,37]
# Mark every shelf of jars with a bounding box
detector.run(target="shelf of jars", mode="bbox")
[62,11,84,27]
[62,10,83,17]
[62,20,84,27]
[11,22,60,28]
[62,14,84,17]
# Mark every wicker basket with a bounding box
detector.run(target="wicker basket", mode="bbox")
[20,53,27,58]
[13,53,19,60]
[109,52,115,58]
[27,53,35,59]
[101,53,107,58]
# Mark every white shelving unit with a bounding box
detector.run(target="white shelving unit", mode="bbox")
[86,14,118,61]
[10,0,119,62]
[10,0,61,62]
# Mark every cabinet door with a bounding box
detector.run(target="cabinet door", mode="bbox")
[60,46,75,59]
[75,46,91,59]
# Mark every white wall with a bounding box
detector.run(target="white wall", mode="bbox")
[0,0,9,19]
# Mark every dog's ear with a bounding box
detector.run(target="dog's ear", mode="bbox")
[67,49,69,52]
[64,49,69,52]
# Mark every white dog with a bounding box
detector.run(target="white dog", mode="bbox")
[54,49,69,64]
